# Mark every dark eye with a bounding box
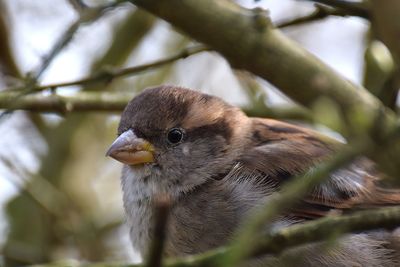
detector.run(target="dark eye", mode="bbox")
[167,128,184,144]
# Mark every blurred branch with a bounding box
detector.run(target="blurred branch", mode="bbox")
[67,0,88,12]
[29,205,400,267]
[244,205,400,258]
[235,71,313,121]
[363,41,396,102]
[370,1,400,63]
[0,155,69,219]
[0,91,133,113]
[303,0,369,18]
[369,1,400,110]
[0,91,311,122]
[0,2,21,80]
[31,21,79,81]
[276,4,360,28]
[30,2,123,82]
[243,104,312,121]
[144,196,172,267]
[3,45,209,94]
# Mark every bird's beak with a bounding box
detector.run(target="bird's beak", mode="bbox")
[106,129,155,165]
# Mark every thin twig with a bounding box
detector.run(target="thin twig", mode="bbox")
[0,90,312,122]
[29,206,400,267]
[303,0,369,18]
[251,206,400,258]
[145,195,172,267]
[31,2,122,81]
[67,0,87,12]
[0,155,70,219]
[4,45,209,94]
[31,21,80,81]
[276,4,354,28]
[0,91,134,113]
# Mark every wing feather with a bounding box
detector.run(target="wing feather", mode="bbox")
[240,118,400,219]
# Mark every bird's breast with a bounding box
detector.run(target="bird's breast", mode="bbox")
[125,198,154,256]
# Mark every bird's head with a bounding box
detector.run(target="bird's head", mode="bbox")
[107,85,250,194]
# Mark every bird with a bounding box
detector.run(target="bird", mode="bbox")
[107,85,400,266]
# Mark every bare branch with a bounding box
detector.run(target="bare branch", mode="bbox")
[67,0,87,12]
[0,2,21,80]
[303,0,369,18]
[28,205,400,267]
[276,4,356,28]
[4,45,209,94]
[0,91,312,123]
[369,0,400,110]
[0,91,133,113]
[252,206,400,257]
[144,195,172,267]
[31,1,124,82]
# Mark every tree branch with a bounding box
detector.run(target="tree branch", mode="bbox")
[303,0,369,19]
[0,2,21,80]
[126,0,393,129]
[0,91,133,113]
[30,206,400,267]
[30,2,123,82]
[276,4,365,28]
[0,91,312,122]
[3,45,209,94]
[369,1,400,110]
[144,196,172,267]
[252,205,400,257]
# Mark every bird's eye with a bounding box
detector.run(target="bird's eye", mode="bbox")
[167,128,184,144]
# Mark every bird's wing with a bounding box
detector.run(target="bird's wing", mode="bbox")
[239,118,400,219]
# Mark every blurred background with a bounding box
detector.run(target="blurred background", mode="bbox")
[0,0,370,265]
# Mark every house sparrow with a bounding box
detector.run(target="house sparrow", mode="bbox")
[107,85,400,266]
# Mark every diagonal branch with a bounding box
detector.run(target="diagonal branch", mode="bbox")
[276,4,361,28]
[251,205,400,258]
[303,0,369,18]
[4,45,209,94]
[126,0,387,120]
[31,2,123,82]
[28,205,400,267]
[144,196,172,267]
[369,1,400,110]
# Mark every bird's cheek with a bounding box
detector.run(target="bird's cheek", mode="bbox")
[181,144,190,156]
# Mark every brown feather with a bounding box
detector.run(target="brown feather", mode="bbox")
[241,117,400,218]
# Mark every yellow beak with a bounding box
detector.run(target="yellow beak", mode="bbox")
[106,129,154,165]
